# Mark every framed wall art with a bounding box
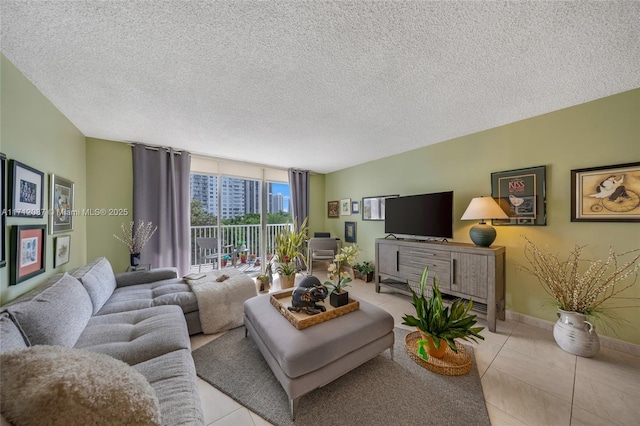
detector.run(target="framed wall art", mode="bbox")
[54,235,71,267]
[491,166,546,226]
[345,221,357,243]
[327,200,339,218]
[362,195,398,221]
[10,224,46,285]
[351,200,359,214]
[340,198,351,216]
[49,174,75,234]
[1,153,6,268]
[571,162,640,222]
[8,160,44,218]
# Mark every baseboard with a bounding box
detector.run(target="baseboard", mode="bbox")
[505,310,640,358]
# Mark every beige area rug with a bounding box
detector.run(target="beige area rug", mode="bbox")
[192,327,490,426]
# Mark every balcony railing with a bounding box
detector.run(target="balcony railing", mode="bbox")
[190,223,292,272]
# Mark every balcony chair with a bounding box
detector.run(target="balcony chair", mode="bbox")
[196,237,232,272]
[307,237,340,275]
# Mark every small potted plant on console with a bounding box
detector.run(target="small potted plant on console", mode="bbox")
[353,261,375,282]
[402,267,484,359]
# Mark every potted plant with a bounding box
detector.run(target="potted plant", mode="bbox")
[113,220,158,266]
[520,237,640,357]
[353,261,375,282]
[402,267,484,360]
[274,217,309,288]
[256,265,271,293]
[324,244,360,307]
[221,254,230,267]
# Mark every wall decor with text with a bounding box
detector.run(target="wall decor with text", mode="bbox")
[491,166,546,226]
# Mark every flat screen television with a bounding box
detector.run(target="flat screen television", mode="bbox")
[384,191,454,239]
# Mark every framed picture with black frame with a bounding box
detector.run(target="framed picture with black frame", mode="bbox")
[570,162,640,222]
[8,160,45,218]
[345,221,357,243]
[327,200,339,218]
[49,174,75,234]
[1,153,6,268]
[491,166,546,226]
[10,224,46,285]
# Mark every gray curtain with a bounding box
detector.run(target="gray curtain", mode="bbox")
[288,168,309,228]
[132,144,191,276]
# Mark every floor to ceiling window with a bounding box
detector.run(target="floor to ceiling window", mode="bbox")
[189,156,291,275]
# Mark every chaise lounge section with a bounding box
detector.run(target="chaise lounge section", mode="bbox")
[0,257,205,426]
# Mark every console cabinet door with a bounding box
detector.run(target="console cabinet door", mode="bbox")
[377,242,398,276]
[450,252,488,300]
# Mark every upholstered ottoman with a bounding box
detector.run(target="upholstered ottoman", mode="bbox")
[243,293,394,419]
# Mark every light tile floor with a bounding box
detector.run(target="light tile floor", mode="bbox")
[190,273,640,426]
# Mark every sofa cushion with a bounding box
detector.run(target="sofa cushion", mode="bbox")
[133,349,204,426]
[0,311,30,353]
[75,305,191,365]
[95,279,198,316]
[0,345,160,426]
[72,257,117,314]
[6,273,93,348]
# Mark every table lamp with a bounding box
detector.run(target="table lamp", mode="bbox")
[461,196,509,247]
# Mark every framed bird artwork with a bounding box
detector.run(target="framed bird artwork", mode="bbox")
[491,166,546,226]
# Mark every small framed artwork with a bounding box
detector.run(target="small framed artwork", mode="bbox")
[362,195,398,221]
[345,221,357,243]
[328,200,339,218]
[1,153,6,268]
[10,224,46,285]
[571,162,640,222]
[491,166,546,226]
[54,235,71,267]
[8,160,44,218]
[49,174,75,234]
[351,200,359,214]
[340,198,351,216]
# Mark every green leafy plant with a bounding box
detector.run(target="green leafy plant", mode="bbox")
[353,261,375,274]
[402,267,484,360]
[274,217,309,276]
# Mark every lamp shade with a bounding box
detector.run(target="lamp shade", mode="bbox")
[461,197,508,221]
[461,197,508,247]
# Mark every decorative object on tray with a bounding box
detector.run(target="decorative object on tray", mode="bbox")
[401,267,484,360]
[287,276,328,315]
[404,331,472,376]
[353,261,375,282]
[520,237,640,357]
[324,244,360,307]
[113,220,158,266]
[274,217,309,288]
[270,288,359,330]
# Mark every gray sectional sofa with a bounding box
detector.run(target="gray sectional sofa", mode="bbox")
[0,257,204,426]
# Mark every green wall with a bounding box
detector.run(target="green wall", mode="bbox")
[85,138,133,273]
[1,55,87,304]
[320,89,640,345]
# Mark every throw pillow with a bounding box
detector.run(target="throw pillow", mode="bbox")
[0,345,161,426]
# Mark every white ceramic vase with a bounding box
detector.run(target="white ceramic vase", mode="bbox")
[553,309,600,357]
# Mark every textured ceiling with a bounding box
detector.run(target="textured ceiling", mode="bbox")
[2,1,639,174]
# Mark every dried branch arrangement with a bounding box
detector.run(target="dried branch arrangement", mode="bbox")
[113,220,158,254]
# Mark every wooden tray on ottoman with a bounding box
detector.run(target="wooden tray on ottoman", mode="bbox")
[270,289,359,330]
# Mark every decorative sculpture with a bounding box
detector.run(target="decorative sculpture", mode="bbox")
[288,276,328,315]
